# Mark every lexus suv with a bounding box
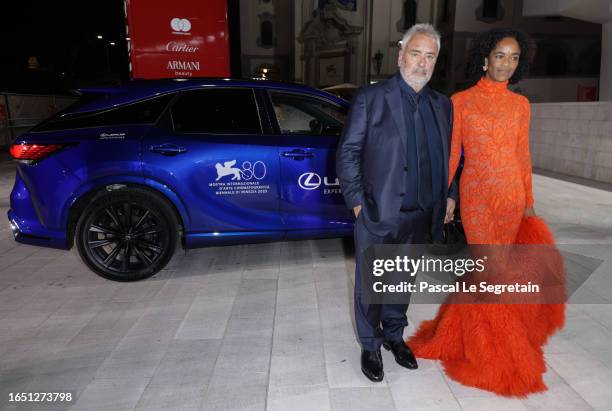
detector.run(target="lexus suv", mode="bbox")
[8,78,352,281]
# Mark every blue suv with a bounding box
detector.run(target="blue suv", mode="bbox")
[8,79,353,281]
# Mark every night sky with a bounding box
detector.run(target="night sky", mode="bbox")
[0,0,130,94]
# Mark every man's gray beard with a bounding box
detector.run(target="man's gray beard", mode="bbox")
[399,69,432,89]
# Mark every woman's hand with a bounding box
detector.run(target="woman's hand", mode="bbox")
[445,198,456,224]
[524,207,536,218]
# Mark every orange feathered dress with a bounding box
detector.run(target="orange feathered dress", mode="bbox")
[407,77,566,397]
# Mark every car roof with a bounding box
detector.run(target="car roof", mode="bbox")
[72,78,348,114]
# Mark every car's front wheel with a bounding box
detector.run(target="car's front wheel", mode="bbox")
[75,188,178,281]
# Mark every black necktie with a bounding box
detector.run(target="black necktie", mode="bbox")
[414,96,433,209]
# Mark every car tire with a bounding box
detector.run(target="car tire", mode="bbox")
[75,187,178,281]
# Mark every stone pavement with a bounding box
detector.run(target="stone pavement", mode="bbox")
[0,158,612,410]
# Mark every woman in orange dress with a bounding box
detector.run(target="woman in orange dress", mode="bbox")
[406,29,566,396]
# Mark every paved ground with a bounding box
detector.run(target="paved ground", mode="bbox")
[1,157,612,411]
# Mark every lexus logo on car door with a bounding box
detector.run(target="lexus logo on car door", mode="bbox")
[298,173,321,190]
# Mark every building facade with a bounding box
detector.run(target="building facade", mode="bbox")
[239,0,603,103]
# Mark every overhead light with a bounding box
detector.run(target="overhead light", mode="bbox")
[109,42,116,46]
[97,35,103,39]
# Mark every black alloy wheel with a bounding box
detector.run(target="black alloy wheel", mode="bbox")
[75,188,178,281]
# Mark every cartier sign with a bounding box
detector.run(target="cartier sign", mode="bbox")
[166,42,199,53]
[124,0,230,79]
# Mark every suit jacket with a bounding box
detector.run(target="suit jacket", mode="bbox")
[336,74,457,239]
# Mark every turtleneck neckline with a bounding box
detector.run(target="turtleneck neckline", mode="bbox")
[476,76,509,93]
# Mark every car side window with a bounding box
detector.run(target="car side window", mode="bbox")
[33,93,175,132]
[171,88,262,134]
[269,92,346,137]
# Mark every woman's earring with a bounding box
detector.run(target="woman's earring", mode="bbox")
[482,61,488,71]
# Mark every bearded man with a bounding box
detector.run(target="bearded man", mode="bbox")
[336,23,457,382]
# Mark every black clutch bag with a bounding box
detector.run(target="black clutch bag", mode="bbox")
[429,219,467,255]
[443,219,466,247]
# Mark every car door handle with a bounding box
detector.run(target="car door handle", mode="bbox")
[281,150,314,159]
[149,144,187,156]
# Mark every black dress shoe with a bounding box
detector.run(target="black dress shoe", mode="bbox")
[382,340,418,369]
[361,349,384,382]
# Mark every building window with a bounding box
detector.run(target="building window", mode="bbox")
[261,21,273,47]
[257,12,275,49]
[403,1,417,30]
[482,0,499,19]
[476,0,504,23]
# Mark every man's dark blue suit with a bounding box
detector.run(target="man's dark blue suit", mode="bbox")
[336,73,457,351]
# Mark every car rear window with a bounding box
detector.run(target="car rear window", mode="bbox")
[171,88,262,134]
[33,93,174,132]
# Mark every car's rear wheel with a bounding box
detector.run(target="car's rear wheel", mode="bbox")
[75,188,178,281]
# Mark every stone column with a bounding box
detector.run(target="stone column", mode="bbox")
[600,21,612,101]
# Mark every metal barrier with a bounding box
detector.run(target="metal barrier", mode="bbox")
[0,93,77,149]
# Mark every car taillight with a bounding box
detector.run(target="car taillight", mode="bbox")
[9,143,67,164]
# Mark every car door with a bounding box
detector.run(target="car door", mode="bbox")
[266,90,353,237]
[141,87,283,245]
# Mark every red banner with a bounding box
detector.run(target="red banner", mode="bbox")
[124,0,230,79]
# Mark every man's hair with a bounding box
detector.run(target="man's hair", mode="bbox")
[399,23,441,53]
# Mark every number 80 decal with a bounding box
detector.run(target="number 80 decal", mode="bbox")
[239,161,266,181]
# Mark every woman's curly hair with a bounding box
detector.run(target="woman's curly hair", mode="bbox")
[466,28,535,85]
